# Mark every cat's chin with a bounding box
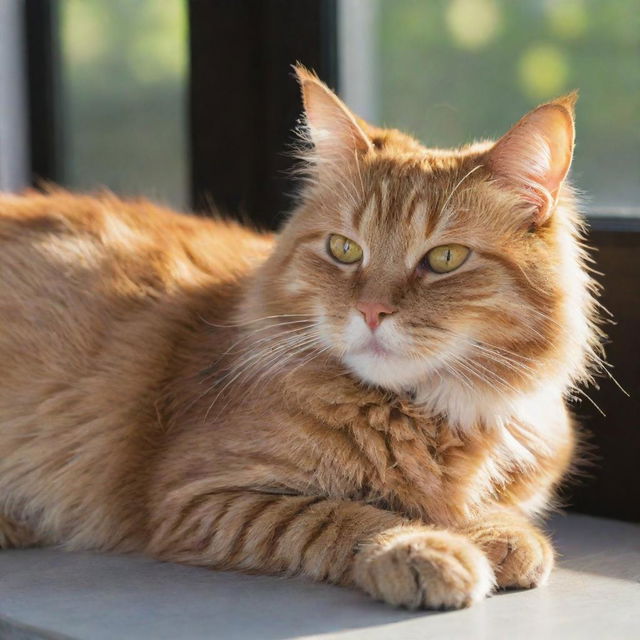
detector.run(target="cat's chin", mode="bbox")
[342,350,430,392]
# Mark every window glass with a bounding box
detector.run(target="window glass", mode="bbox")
[58,0,188,207]
[340,0,640,214]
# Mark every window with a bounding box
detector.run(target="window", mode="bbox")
[340,0,640,216]
[33,0,189,207]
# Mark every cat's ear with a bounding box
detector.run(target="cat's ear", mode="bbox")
[294,64,373,164]
[487,92,577,227]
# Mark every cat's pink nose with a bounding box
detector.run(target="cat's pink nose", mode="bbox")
[356,301,397,330]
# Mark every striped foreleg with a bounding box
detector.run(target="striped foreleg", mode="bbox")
[148,491,495,609]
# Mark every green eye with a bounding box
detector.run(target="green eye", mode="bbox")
[425,244,470,274]
[327,234,363,264]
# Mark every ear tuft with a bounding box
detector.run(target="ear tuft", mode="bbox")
[551,89,579,114]
[293,64,373,164]
[487,93,577,227]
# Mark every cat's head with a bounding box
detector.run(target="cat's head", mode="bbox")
[254,66,599,421]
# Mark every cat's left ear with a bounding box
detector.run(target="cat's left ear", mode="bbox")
[487,92,577,227]
[294,64,373,165]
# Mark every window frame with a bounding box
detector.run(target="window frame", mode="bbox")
[188,0,338,229]
[24,0,61,186]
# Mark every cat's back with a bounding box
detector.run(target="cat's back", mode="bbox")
[0,191,273,546]
[0,189,273,366]
[0,192,268,393]
[0,189,272,286]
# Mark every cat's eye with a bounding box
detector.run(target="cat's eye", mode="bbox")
[327,234,363,264]
[423,244,470,274]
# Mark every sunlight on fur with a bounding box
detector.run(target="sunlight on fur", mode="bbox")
[0,65,603,610]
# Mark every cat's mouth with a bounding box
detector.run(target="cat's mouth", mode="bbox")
[355,336,392,357]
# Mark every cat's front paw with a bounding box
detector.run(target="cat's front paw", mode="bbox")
[353,526,495,610]
[466,521,554,589]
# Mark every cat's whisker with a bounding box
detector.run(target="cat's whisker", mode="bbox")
[203,334,313,413]
[445,363,475,393]
[447,352,520,396]
[204,329,325,418]
[223,322,318,359]
[439,354,475,391]
[446,355,488,389]
[222,330,321,385]
[600,365,630,397]
[414,324,539,366]
[201,320,318,379]
[280,344,333,387]
[245,334,324,389]
[470,340,538,363]
[201,313,314,329]
[466,344,536,369]
[410,329,537,384]
[252,342,328,398]
[434,331,537,372]
[522,306,609,368]
[457,341,536,376]
[573,387,606,417]
[212,334,326,417]
[466,358,522,395]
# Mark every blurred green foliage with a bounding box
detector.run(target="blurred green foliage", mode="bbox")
[376,0,640,210]
[58,0,638,212]
[59,0,188,207]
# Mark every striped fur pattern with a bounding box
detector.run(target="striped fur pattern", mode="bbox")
[0,69,601,609]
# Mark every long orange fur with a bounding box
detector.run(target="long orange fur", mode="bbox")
[0,67,601,609]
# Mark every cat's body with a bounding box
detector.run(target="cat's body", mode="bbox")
[0,69,599,609]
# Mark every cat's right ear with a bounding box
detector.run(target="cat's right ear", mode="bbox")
[486,93,577,228]
[294,64,373,166]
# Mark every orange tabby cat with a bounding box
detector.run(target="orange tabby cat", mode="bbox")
[0,67,600,609]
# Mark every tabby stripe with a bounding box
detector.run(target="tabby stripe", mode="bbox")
[171,491,219,539]
[404,188,424,229]
[318,509,353,583]
[425,195,444,238]
[383,179,402,226]
[168,487,269,540]
[296,231,325,246]
[371,181,384,224]
[299,505,336,565]
[353,185,378,231]
[262,496,324,561]
[477,250,551,306]
[188,493,236,553]
[225,495,281,564]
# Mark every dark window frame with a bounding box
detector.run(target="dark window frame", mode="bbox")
[22,0,639,522]
[189,0,338,229]
[24,0,61,186]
